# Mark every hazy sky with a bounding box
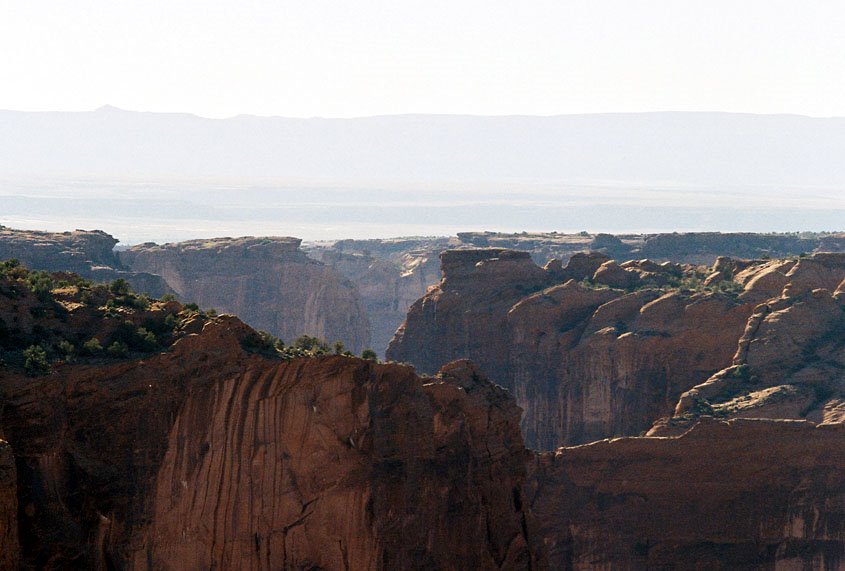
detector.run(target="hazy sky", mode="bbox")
[2,1,845,118]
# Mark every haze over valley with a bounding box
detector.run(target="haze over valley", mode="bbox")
[2,108,844,242]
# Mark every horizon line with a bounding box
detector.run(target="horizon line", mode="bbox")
[2,105,845,122]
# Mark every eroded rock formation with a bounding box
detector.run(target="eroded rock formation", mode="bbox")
[0,265,843,569]
[0,227,171,296]
[0,270,536,569]
[121,237,372,353]
[389,250,845,450]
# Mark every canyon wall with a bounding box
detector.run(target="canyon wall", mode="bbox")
[121,237,372,353]
[529,418,844,570]
[388,250,845,450]
[0,265,843,569]
[0,273,536,568]
[309,231,845,355]
[305,238,449,357]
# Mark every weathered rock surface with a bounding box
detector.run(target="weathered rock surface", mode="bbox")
[529,418,845,570]
[137,357,537,570]
[389,250,745,448]
[121,237,372,353]
[0,277,537,569]
[305,231,845,354]
[0,227,171,296]
[390,251,845,450]
[655,254,845,435]
[1,266,844,570]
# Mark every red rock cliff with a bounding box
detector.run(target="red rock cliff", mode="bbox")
[529,418,845,570]
[389,251,845,450]
[1,313,538,569]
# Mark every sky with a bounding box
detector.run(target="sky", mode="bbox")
[2,1,845,118]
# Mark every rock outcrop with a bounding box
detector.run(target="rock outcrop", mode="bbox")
[529,418,845,570]
[0,227,171,296]
[389,250,845,450]
[652,255,845,435]
[1,265,843,570]
[120,237,372,353]
[0,269,537,569]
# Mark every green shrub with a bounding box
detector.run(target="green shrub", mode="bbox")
[134,327,158,352]
[160,293,177,302]
[23,345,50,376]
[109,278,131,296]
[107,341,129,358]
[55,339,75,359]
[26,271,55,302]
[294,335,329,355]
[81,337,103,356]
[361,349,378,361]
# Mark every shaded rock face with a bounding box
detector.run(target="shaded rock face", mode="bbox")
[1,316,537,569]
[120,237,372,353]
[306,239,448,356]
[0,439,17,571]
[0,227,171,296]
[387,249,554,382]
[528,419,845,570]
[389,249,753,449]
[137,358,536,570]
[390,251,845,450]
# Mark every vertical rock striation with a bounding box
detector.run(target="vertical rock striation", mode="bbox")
[120,237,371,353]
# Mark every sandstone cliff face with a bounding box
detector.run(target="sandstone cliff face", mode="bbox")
[388,250,742,449]
[2,266,844,570]
[120,237,372,353]
[654,255,845,435]
[0,227,172,297]
[136,357,536,570]
[528,418,845,570]
[0,281,537,569]
[389,251,845,450]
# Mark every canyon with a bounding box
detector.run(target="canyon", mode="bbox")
[0,264,842,569]
[120,237,372,354]
[4,226,844,359]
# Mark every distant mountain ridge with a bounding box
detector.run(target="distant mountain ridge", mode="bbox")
[3,108,845,186]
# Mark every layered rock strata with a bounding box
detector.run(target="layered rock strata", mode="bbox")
[529,418,845,570]
[0,267,843,569]
[0,227,170,296]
